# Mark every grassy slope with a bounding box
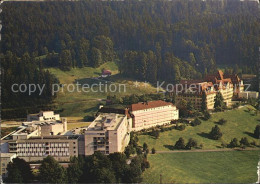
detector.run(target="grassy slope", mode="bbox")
[143,150,259,183]
[48,62,158,117]
[138,106,260,150]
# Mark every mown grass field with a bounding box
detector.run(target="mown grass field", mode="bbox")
[142,150,259,183]
[48,62,158,117]
[138,105,260,150]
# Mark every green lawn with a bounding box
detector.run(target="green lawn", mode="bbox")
[143,150,259,183]
[48,62,158,117]
[138,106,260,150]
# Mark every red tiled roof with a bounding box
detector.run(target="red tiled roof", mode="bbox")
[130,100,174,111]
[102,70,112,75]
[224,74,241,84]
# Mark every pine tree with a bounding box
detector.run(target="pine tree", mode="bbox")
[174,137,186,149]
[91,47,102,68]
[254,125,260,139]
[214,92,225,111]
[39,156,67,183]
[209,125,223,140]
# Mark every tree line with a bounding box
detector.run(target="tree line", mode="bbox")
[2,0,259,76]
[5,151,149,183]
[1,52,58,118]
[1,0,259,118]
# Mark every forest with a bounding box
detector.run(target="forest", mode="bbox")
[1,0,259,117]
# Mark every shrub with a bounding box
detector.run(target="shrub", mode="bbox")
[209,125,223,140]
[136,147,143,155]
[191,118,201,126]
[143,143,148,152]
[174,137,186,149]
[145,149,150,154]
[185,138,198,149]
[250,141,256,146]
[232,103,239,109]
[239,137,250,147]
[175,124,186,131]
[203,111,211,120]
[199,143,203,149]
[254,125,260,139]
[221,142,227,148]
[151,148,156,154]
[229,138,239,148]
[218,118,227,125]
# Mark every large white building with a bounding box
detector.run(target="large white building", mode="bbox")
[130,100,179,131]
[1,111,73,162]
[84,113,131,155]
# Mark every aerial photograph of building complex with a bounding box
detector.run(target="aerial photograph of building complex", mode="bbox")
[0,0,260,183]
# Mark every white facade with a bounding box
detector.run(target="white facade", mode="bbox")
[85,113,131,155]
[27,111,60,121]
[8,136,79,162]
[131,102,179,131]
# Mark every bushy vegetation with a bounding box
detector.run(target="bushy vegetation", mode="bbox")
[203,111,211,120]
[254,125,260,139]
[5,152,149,183]
[217,118,227,125]
[2,0,259,118]
[5,158,33,183]
[214,92,226,112]
[228,138,239,148]
[174,137,198,150]
[209,125,223,140]
[1,53,58,119]
[191,118,201,127]
[107,93,164,106]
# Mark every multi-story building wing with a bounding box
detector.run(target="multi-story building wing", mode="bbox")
[85,113,131,155]
[8,135,79,162]
[175,70,243,110]
[130,100,179,131]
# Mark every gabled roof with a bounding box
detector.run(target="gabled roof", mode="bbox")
[130,100,173,111]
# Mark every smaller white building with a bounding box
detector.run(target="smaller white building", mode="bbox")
[27,111,60,121]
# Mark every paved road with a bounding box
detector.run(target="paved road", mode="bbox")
[156,147,260,154]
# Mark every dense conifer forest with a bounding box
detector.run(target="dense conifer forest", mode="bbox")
[1,0,259,117]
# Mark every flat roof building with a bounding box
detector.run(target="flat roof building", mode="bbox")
[27,111,60,122]
[85,113,131,155]
[8,135,79,162]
